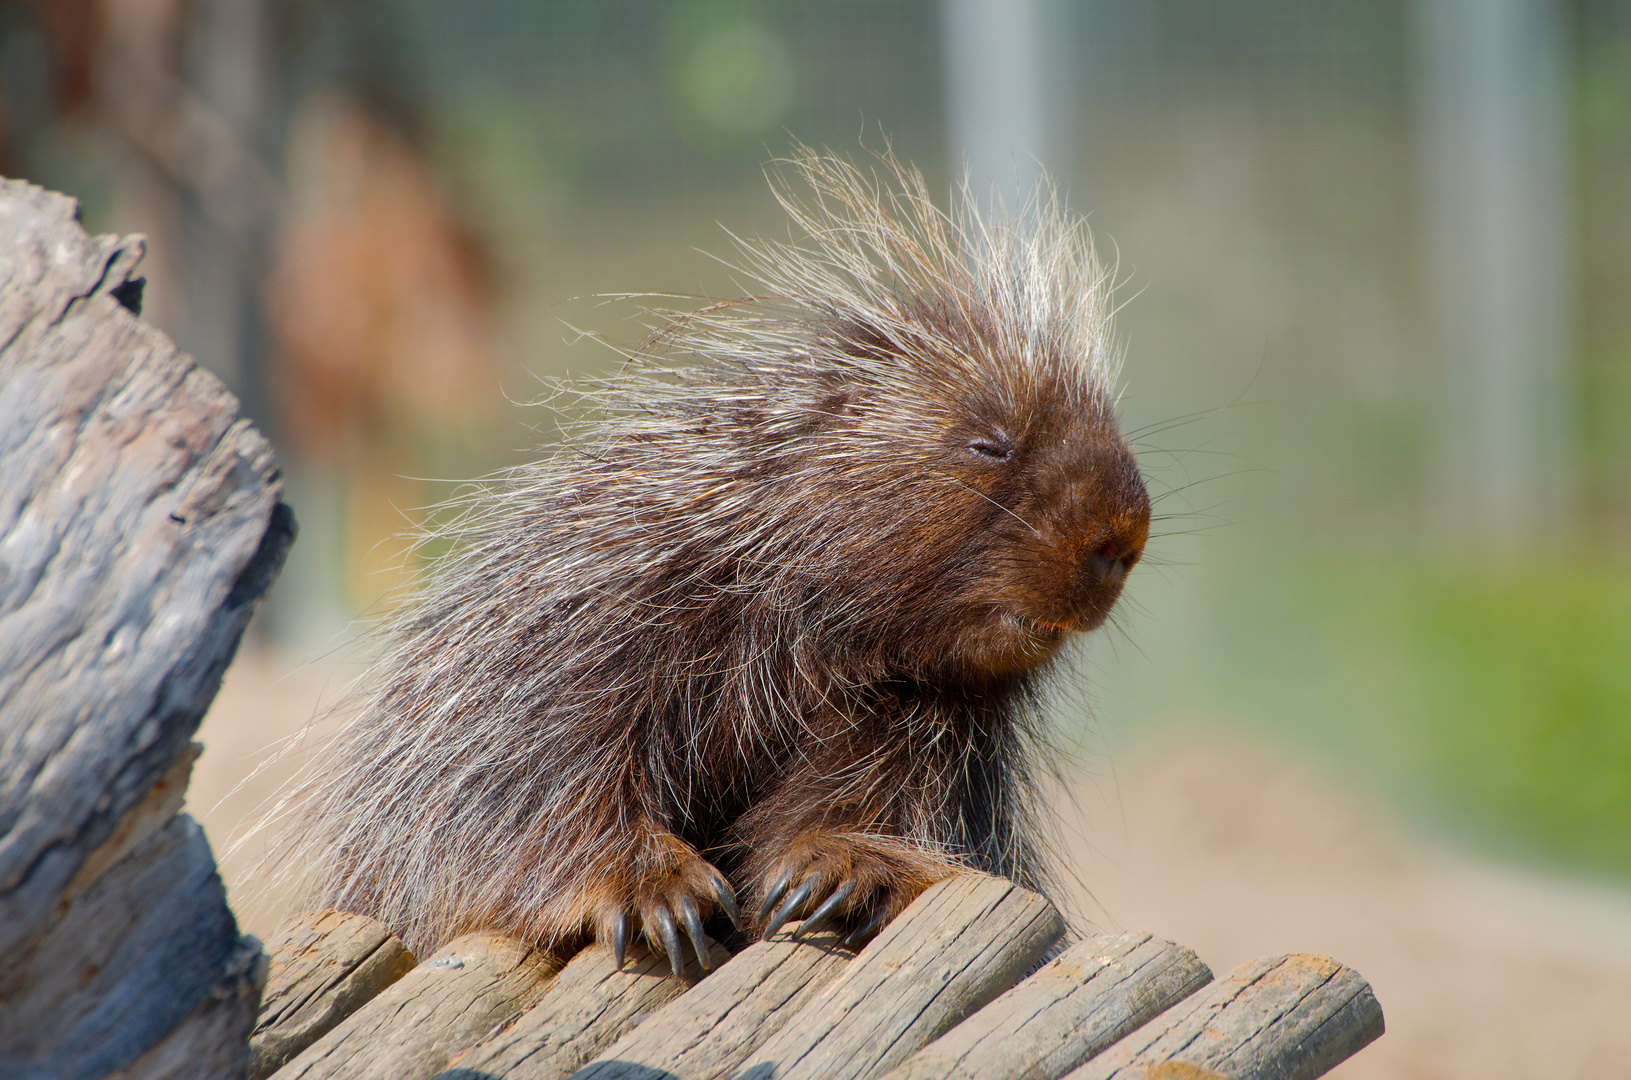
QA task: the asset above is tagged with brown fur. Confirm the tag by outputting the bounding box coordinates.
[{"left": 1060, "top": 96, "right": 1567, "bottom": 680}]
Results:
[{"left": 262, "top": 147, "right": 1150, "bottom": 964}]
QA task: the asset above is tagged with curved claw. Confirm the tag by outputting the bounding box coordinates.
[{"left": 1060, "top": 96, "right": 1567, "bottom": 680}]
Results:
[
  {"left": 765, "top": 872, "right": 820, "bottom": 938},
  {"left": 653, "top": 905, "right": 684, "bottom": 978},
  {"left": 842, "top": 907, "right": 889, "bottom": 949},
  {"left": 758, "top": 869, "right": 794, "bottom": 923},
  {"left": 709, "top": 869, "right": 743, "bottom": 930},
  {"left": 611, "top": 909, "right": 628, "bottom": 971},
  {"left": 679, "top": 896, "right": 711, "bottom": 971},
  {"left": 793, "top": 878, "right": 857, "bottom": 940}
]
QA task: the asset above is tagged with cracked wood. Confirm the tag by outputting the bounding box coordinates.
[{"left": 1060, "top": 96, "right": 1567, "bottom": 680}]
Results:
[
  {"left": 267, "top": 933, "right": 559, "bottom": 1080},
  {"left": 729, "top": 873, "right": 1064, "bottom": 1080},
  {"left": 1063, "top": 953, "right": 1385, "bottom": 1080},
  {"left": 570, "top": 922, "right": 853, "bottom": 1080},
  {"left": 0, "top": 177, "right": 291, "bottom": 1080},
  {"left": 252, "top": 910, "right": 418, "bottom": 1080},
  {"left": 880, "top": 931, "right": 1213, "bottom": 1080},
  {"left": 440, "top": 938, "right": 728, "bottom": 1080}
]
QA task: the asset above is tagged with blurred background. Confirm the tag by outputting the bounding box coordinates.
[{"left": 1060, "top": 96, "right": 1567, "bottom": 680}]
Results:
[{"left": 3, "top": 1, "right": 1629, "bottom": 1075}]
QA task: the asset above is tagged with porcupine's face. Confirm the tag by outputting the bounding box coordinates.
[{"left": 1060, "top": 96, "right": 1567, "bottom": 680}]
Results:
[{"left": 924, "top": 382, "right": 1150, "bottom": 681}]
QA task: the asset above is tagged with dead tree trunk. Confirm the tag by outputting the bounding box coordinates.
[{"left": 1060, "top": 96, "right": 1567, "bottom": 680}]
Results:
[{"left": 0, "top": 177, "right": 293, "bottom": 1080}]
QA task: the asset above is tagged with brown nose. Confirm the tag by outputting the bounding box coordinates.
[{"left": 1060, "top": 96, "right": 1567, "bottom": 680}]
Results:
[{"left": 1085, "top": 538, "right": 1141, "bottom": 589}]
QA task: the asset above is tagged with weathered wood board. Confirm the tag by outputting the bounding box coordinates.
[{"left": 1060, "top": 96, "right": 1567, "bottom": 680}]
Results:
[
  {"left": 0, "top": 177, "right": 293, "bottom": 1078},
  {"left": 253, "top": 900, "right": 1385, "bottom": 1080},
  {"left": 439, "top": 938, "right": 728, "bottom": 1080},
  {"left": 252, "top": 911, "right": 419, "bottom": 1080},
  {"left": 568, "top": 922, "right": 853, "bottom": 1080},
  {"left": 880, "top": 930, "right": 1213, "bottom": 1080},
  {"left": 729, "top": 873, "right": 1065, "bottom": 1080},
  {"left": 268, "top": 933, "right": 561, "bottom": 1080},
  {"left": 1063, "top": 953, "right": 1385, "bottom": 1080}
]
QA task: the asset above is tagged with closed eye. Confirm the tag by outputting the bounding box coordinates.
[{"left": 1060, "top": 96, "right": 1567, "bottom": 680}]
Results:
[{"left": 968, "top": 438, "right": 1012, "bottom": 461}]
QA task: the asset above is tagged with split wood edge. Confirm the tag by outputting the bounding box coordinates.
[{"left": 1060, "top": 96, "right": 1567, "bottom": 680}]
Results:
[
  {"left": 1063, "top": 952, "right": 1385, "bottom": 1080},
  {"left": 569, "top": 921, "right": 855, "bottom": 1080},
  {"left": 879, "top": 930, "right": 1214, "bottom": 1080},
  {"left": 251, "top": 910, "right": 419, "bottom": 1079}
]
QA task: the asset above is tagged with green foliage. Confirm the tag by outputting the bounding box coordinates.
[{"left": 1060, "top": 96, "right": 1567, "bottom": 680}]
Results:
[
  {"left": 1190, "top": 553, "right": 1631, "bottom": 878},
  {"left": 1398, "top": 560, "right": 1631, "bottom": 873}
]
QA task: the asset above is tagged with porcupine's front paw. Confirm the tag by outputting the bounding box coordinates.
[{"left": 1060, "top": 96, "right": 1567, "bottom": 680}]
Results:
[
  {"left": 591, "top": 836, "right": 741, "bottom": 977},
  {"left": 751, "top": 830, "right": 959, "bottom": 947}
]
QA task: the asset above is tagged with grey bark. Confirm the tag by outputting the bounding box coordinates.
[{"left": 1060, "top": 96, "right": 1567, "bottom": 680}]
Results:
[{"left": 0, "top": 177, "right": 292, "bottom": 1078}]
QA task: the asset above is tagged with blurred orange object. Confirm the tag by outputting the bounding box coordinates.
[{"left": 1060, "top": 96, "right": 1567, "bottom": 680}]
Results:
[
  {"left": 268, "top": 92, "right": 497, "bottom": 613},
  {"left": 269, "top": 92, "right": 495, "bottom": 462}
]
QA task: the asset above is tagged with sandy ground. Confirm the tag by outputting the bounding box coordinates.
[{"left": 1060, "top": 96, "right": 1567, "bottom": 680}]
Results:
[{"left": 192, "top": 645, "right": 1631, "bottom": 1080}]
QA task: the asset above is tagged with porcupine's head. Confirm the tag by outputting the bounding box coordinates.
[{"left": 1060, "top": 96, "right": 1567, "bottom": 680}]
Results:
[{"left": 624, "top": 146, "right": 1150, "bottom": 688}]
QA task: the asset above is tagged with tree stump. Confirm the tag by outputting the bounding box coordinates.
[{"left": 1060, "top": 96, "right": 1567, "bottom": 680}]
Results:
[{"left": 0, "top": 177, "right": 293, "bottom": 1079}]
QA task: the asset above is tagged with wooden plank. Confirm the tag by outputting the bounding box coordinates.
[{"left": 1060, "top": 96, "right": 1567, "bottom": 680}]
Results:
[
  {"left": 268, "top": 933, "right": 560, "bottom": 1080},
  {"left": 442, "top": 938, "right": 729, "bottom": 1080},
  {"left": 251, "top": 911, "right": 419, "bottom": 1080},
  {"left": 0, "top": 177, "right": 291, "bottom": 1078},
  {"left": 880, "top": 931, "right": 1213, "bottom": 1080},
  {"left": 569, "top": 922, "right": 854, "bottom": 1080},
  {"left": 1063, "top": 953, "right": 1385, "bottom": 1080},
  {"left": 728, "top": 873, "right": 1065, "bottom": 1080}
]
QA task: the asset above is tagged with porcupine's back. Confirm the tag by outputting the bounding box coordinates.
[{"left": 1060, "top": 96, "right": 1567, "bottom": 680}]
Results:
[{"left": 264, "top": 146, "right": 1130, "bottom": 959}]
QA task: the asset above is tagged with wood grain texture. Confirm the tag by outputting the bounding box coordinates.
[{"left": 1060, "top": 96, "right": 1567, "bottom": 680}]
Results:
[
  {"left": 252, "top": 911, "right": 419, "bottom": 1080},
  {"left": 1063, "top": 954, "right": 1384, "bottom": 1080},
  {"left": 268, "top": 934, "right": 561, "bottom": 1080},
  {"left": 880, "top": 931, "right": 1213, "bottom": 1080},
  {"left": 65, "top": 742, "right": 200, "bottom": 899},
  {"left": 0, "top": 177, "right": 291, "bottom": 961},
  {"left": 108, "top": 933, "right": 269, "bottom": 1080},
  {"left": 569, "top": 923, "right": 853, "bottom": 1080},
  {"left": 0, "top": 177, "right": 292, "bottom": 1077},
  {"left": 440, "top": 938, "right": 729, "bottom": 1080},
  {"left": 0, "top": 815, "right": 267, "bottom": 1080},
  {"left": 729, "top": 873, "right": 1065, "bottom": 1080}
]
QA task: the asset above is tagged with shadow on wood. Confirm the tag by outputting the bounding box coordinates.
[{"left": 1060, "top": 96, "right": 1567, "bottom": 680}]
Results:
[
  {"left": 567, "top": 921, "right": 854, "bottom": 1080},
  {"left": 728, "top": 874, "right": 1065, "bottom": 1080},
  {"left": 437, "top": 937, "right": 728, "bottom": 1080}
]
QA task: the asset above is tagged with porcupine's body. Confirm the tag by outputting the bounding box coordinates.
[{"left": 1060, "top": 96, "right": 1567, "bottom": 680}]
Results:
[{"left": 273, "top": 149, "right": 1151, "bottom": 970}]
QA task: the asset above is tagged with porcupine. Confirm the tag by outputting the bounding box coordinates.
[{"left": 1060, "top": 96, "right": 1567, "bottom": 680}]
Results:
[{"left": 268, "top": 147, "right": 1151, "bottom": 976}]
